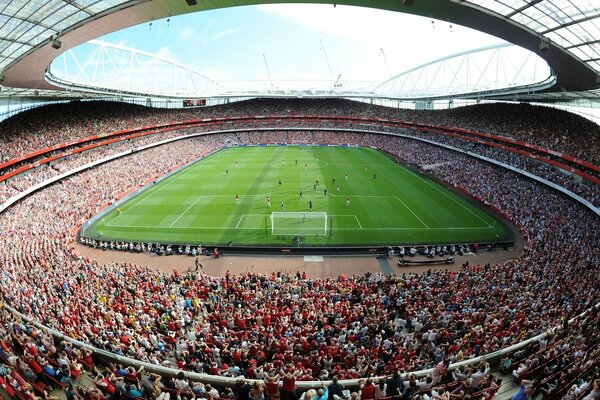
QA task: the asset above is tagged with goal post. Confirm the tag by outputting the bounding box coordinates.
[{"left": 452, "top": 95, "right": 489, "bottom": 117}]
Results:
[{"left": 270, "top": 212, "right": 328, "bottom": 236}]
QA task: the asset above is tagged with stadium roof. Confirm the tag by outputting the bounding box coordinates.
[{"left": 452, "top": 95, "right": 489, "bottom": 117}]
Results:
[{"left": 1, "top": 0, "right": 599, "bottom": 100}]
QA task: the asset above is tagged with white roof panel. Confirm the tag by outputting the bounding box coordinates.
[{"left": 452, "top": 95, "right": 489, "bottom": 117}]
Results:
[{"left": 465, "top": 0, "right": 599, "bottom": 74}]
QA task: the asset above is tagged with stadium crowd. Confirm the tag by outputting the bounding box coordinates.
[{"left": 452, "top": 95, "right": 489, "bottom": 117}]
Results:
[
  {"left": 2, "top": 99, "right": 599, "bottom": 167},
  {"left": 2, "top": 124, "right": 598, "bottom": 209},
  {"left": 2, "top": 100, "right": 597, "bottom": 213},
  {"left": 390, "top": 128, "right": 600, "bottom": 207},
  {"left": 433, "top": 103, "right": 600, "bottom": 166},
  {"left": 0, "top": 100, "right": 599, "bottom": 400}
]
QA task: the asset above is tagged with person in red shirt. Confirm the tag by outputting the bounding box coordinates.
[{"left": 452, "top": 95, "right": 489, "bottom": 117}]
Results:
[
  {"left": 93, "top": 372, "right": 116, "bottom": 396},
  {"left": 280, "top": 367, "right": 302, "bottom": 400},
  {"left": 0, "top": 376, "right": 16, "bottom": 399},
  {"left": 24, "top": 354, "right": 43, "bottom": 376},
  {"left": 360, "top": 379, "right": 376, "bottom": 400}
]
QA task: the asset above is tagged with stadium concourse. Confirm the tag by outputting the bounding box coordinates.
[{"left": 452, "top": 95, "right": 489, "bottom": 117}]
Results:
[{"left": 0, "top": 99, "right": 598, "bottom": 400}]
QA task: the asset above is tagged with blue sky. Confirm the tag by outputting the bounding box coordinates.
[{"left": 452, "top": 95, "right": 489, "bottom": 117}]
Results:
[{"left": 95, "top": 4, "right": 507, "bottom": 83}]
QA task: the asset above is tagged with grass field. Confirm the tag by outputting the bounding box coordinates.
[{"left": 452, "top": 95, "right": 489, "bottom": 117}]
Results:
[{"left": 85, "top": 146, "right": 513, "bottom": 247}]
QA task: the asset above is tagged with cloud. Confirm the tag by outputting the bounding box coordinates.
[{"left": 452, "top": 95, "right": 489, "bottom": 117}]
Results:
[
  {"left": 256, "top": 4, "right": 506, "bottom": 75},
  {"left": 154, "top": 46, "right": 173, "bottom": 61},
  {"left": 205, "top": 18, "right": 217, "bottom": 28},
  {"left": 213, "top": 28, "right": 240, "bottom": 40},
  {"left": 78, "top": 4, "right": 547, "bottom": 92},
  {"left": 178, "top": 27, "right": 195, "bottom": 42}
]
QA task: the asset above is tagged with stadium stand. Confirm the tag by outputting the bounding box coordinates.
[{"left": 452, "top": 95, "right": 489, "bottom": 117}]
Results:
[{"left": 0, "top": 99, "right": 599, "bottom": 400}]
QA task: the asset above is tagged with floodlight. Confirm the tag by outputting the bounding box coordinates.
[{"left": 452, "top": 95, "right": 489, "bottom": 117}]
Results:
[{"left": 51, "top": 34, "right": 62, "bottom": 49}]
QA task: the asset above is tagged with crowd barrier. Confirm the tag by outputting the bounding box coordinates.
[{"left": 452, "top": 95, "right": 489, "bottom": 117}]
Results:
[{"left": 4, "top": 299, "right": 599, "bottom": 390}]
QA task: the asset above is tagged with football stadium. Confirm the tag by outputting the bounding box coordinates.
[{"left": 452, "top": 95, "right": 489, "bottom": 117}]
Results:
[{"left": 0, "top": 2, "right": 599, "bottom": 400}]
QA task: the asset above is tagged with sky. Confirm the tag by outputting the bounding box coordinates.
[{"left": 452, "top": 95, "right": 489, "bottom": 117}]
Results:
[{"left": 91, "top": 4, "right": 509, "bottom": 84}]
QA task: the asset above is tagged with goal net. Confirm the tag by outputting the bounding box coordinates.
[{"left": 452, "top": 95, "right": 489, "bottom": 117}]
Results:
[{"left": 270, "top": 212, "right": 328, "bottom": 236}]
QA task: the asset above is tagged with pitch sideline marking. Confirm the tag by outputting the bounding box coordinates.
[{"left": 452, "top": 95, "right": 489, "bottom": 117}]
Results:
[
  {"left": 106, "top": 156, "right": 211, "bottom": 225},
  {"left": 168, "top": 196, "right": 204, "bottom": 228},
  {"left": 370, "top": 149, "right": 491, "bottom": 228},
  {"left": 354, "top": 215, "right": 363, "bottom": 229},
  {"left": 395, "top": 197, "right": 430, "bottom": 229},
  {"left": 413, "top": 177, "right": 492, "bottom": 227},
  {"left": 235, "top": 215, "right": 245, "bottom": 229}
]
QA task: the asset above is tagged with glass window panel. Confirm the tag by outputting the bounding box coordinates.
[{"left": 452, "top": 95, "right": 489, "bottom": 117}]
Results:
[
  {"left": 0, "top": 41, "right": 12, "bottom": 53},
  {"left": 80, "top": 0, "right": 128, "bottom": 14},
  {"left": 27, "top": 31, "right": 53, "bottom": 47},
  {"left": 587, "top": 60, "right": 600, "bottom": 71},
  {"left": 564, "top": 39, "right": 589, "bottom": 49},
  {"left": 0, "top": 15, "right": 24, "bottom": 36},
  {"left": 468, "top": 0, "right": 518, "bottom": 15},
  {"left": 510, "top": 12, "right": 548, "bottom": 31},
  {"left": 546, "top": 20, "right": 600, "bottom": 50},
  {"left": 2, "top": 0, "right": 38, "bottom": 17},
  {"left": 0, "top": 17, "right": 47, "bottom": 41},
  {"left": 572, "top": 19, "right": 600, "bottom": 42},
  {"left": 589, "top": 42, "right": 600, "bottom": 56},
  {"left": 0, "top": 41, "right": 30, "bottom": 56},
  {"left": 522, "top": 7, "right": 562, "bottom": 30},
  {"left": 569, "top": 46, "right": 595, "bottom": 60},
  {"left": 11, "top": 0, "right": 56, "bottom": 21},
  {"left": 40, "top": 3, "right": 80, "bottom": 27},
  {"left": 0, "top": 56, "right": 16, "bottom": 69},
  {"left": 20, "top": 25, "right": 51, "bottom": 44},
  {"left": 557, "top": 0, "right": 599, "bottom": 18},
  {"left": 546, "top": 30, "right": 578, "bottom": 47}
]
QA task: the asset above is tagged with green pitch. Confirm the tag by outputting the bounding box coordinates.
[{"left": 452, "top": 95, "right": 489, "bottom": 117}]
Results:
[{"left": 85, "top": 146, "right": 513, "bottom": 246}]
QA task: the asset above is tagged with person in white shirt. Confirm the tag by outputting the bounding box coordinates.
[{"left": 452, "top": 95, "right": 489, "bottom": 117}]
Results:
[{"left": 469, "top": 362, "right": 490, "bottom": 389}]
